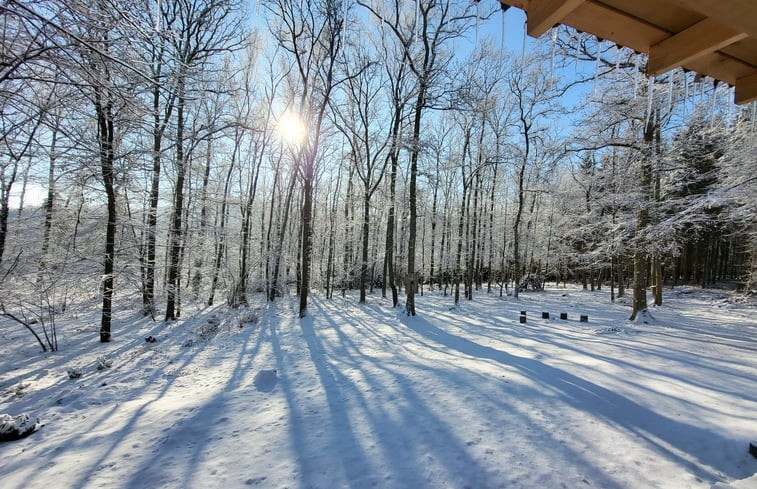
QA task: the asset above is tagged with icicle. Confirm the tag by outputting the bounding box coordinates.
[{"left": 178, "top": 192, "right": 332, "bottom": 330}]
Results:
[
  {"left": 521, "top": 18, "right": 527, "bottom": 67},
  {"left": 379, "top": 7, "right": 384, "bottom": 39},
  {"left": 645, "top": 76, "right": 654, "bottom": 127},
  {"left": 666, "top": 71, "right": 673, "bottom": 116},
  {"left": 709, "top": 80, "right": 718, "bottom": 127},
  {"left": 614, "top": 45, "right": 620, "bottom": 71},
  {"left": 415, "top": 0, "right": 419, "bottom": 44},
  {"left": 593, "top": 38, "right": 600, "bottom": 98},
  {"left": 683, "top": 71, "right": 688, "bottom": 116},
  {"left": 633, "top": 55, "right": 639, "bottom": 98},
  {"left": 751, "top": 101, "right": 756, "bottom": 133},
  {"left": 155, "top": 0, "right": 161, "bottom": 31},
  {"left": 475, "top": 1, "right": 479, "bottom": 45},
  {"left": 550, "top": 27, "right": 557, "bottom": 81},
  {"left": 500, "top": 6, "right": 506, "bottom": 52},
  {"left": 727, "top": 86, "right": 734, "bottom": 125},
  {"left": 341, "top": 0, "right": 348, "bottom": 45}
]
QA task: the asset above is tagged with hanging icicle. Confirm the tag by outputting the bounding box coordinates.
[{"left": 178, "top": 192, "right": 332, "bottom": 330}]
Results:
[
  {"left": 593, "top": 38, "right": 601, "bottom": 98},
  {"left": 521, "top": 18, "right": 527, "bottom": 67},
  {"left": 500, "top": 4, "right": 507, "bottom": 52},
  {"left": 710, "top": 80, "right": 718, "bottom": 127},
  {"left": 751, "top": 101, "right": 756, "bottom": 133},
  {"left": 614, "top": 45, "right": 621, "bottom": 71},
  {"left": 341, "top": 0, "right": 348, "bottom": 45},
  {"left": 727, "top": 86, "right": 734, "bottom": 126},
  {"left": 475, "top": 1, "right": 480, "bottom": 45},
  {"left": 379, "top": 6, "right": 384, "bottom": 40},
  {"left": 633, "top": 55, "right": 639, "bottom": 98},
  {"left": 415, "top": 0, "right": 420, "bottom": 44},
  {"left": 155, "top": 0, "right": 161, "bottom": 31},
  {"left": 645, "top": 76, "right": 654, "bottom": 127},
  {"left": 683, "top": 70, "right": 689, "bottom": 116},
  {"left": 550, "top": 27, "right": 558, "bottom": 82},
  {"left": 666, "top": 71, "right": 674, "bottom": 116}
]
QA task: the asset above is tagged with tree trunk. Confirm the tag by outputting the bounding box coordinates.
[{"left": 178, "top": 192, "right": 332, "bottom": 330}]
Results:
[
  {"left": 165, "top": 79, "right": 186, "bottom": 321},
  {"left": 359, "top": 186, "right": 370, "bottom": 303},
  {"left": 299, "top": 158, "right": 314, "bottom": 317},
  {"left": 630, "top": 120, "right": 655, "bottom": 321},
  {"left": 269, "top": 167, "right": 297, "bottom": 302},
  {"left": 95, "top": 91, "right": 116, "bottom": 342}
]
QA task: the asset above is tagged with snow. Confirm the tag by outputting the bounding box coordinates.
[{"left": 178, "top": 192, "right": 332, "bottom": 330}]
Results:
[{"left": 1, "top": 286, "right": 756, "bottom": 489}]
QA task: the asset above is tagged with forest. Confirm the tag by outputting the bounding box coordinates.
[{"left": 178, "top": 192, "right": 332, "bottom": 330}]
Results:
[{"left": 2, "top": 0, "right": 756, "bottom": 348}]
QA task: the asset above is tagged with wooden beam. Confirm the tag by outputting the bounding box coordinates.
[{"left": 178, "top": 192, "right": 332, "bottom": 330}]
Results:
[
  {"left": 735, "top": 72, "right": 757, "bottom": 104},
  {"left": 527, "top": 0, "right": 585, "bottom": 38},
  {"left": 648, "top": 18, "right": 748, "bottom": 76},
  {"left": 562, "top": 1, "right": 669, "bottom": 53},
  {"left": 662, "top": 0, "right": 757, "bottom": 40}
]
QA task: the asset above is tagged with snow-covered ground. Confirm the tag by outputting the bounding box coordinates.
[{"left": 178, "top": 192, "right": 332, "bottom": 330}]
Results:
[{"left": 1, "top": 286, "right": 756, "bottom": 489}]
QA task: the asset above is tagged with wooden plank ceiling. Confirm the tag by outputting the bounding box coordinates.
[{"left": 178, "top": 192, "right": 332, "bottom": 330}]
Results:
[{"left": 497, "top": 0, "right": 757, "bottom": 104}]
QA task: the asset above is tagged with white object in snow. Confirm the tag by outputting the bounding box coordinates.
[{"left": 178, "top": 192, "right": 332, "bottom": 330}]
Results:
[{"left": 253, "top": 369, "right": 278, "bottom": 392}]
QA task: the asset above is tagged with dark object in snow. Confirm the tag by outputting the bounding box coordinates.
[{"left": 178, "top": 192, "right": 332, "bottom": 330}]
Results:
[
  {"left": 542, "top": 312, "right": 549, "bottom": 319},
  {"left": 560, "top": 312, "right": 568, "bottom": 320},
  {"left": 519, "top": 315, "right": 526, "bottom": 324},
  {"left": 750, "top": 441, "right": 757, "bottom": 459},
  {"left": 580, "top": 315, "right": 589, "bottom": 323},
  {"left": 96, "top": 356, "right": 112, "bottom": 370},
  {"left": 520, "top": 310, "right": 527, "bottom": 316},
  {"left": 145, "top": 335, "right": 157, "bottom": 343},
  {"left": 517, "top": 276, "right": 544, "bottom": 292},
  {"left": 0, "top": 414, "right": 39, "bottom": 442},
  {"left": 67, "top": 368, "right": 82, "bottom": 379},
  {"left": 182, "top": 339, "right": 194, "bottom": 348},
  {"left": 253, "top": 369, "right": 278, "bottom": 392}
]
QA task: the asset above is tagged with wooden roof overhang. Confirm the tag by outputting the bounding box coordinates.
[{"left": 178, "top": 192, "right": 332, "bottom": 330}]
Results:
[{"left": 497, "top": 0, "right": 757, "bottom": 104}]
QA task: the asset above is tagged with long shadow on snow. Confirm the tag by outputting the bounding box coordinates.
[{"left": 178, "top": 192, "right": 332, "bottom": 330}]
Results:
[
  {"left": 119, "top": 312, "right": 269, "bottom": 489},
  {"left": 401, "top": 310, "right": 747, "bottom": 483},
  {"left": 278, "top": 296, "right": 620, "bottom": 488},
  {"left": 303, "top": 298, "right": 496, "bottom": 488}
]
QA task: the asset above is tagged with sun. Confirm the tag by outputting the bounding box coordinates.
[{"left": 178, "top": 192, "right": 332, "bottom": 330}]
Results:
[{"left": 276, "top": 110, "right": 308, "bottom": 146}]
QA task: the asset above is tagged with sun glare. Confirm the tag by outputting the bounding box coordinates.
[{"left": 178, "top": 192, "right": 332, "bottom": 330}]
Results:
[{"left": 276, "top": 111, "right": 308, "bottom": 146}]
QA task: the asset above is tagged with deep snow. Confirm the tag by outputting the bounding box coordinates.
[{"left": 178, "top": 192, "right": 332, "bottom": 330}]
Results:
[{"left": 1, "top": 286, "right": 756, "bottom": 489}]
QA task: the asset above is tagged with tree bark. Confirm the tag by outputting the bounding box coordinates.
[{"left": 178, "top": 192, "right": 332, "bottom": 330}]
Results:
[{"left": 95, "top": 89, "right": 116, "bottom": 342}]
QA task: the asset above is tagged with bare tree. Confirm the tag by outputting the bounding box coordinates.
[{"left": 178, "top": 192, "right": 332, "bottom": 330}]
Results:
[
  {"left": 163, "top": 0, "right": 245, "bottom": 321},
  {"left": 330, "top": 48, "right": 390, "bottom": 303},
  {"left": 265, "top": 0, "right": 345, "bottom": 317}
]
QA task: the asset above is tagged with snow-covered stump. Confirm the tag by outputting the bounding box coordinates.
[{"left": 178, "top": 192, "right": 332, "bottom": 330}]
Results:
[
  {"left": 0, "top": 414, "right": 38, "bottom": 442},
  {"left": 580, "top": 315, "right": 589, "bottom": 323}
]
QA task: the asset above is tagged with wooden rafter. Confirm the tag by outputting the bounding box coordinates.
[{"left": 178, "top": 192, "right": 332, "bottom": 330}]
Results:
[
  {"left": 526, "top": 0, "right": 585, "bottom": 38},
  {"left": 647, "top": 19, "right": 748, "bottom": 77}
]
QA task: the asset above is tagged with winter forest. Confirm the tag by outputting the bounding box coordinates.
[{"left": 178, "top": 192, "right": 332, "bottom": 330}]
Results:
[
  {"left": 1, "top": 0, "right": 757, "bottom": 488},
  {"left": 1, "top": 0, "right": 755, "bottom": 338}
]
